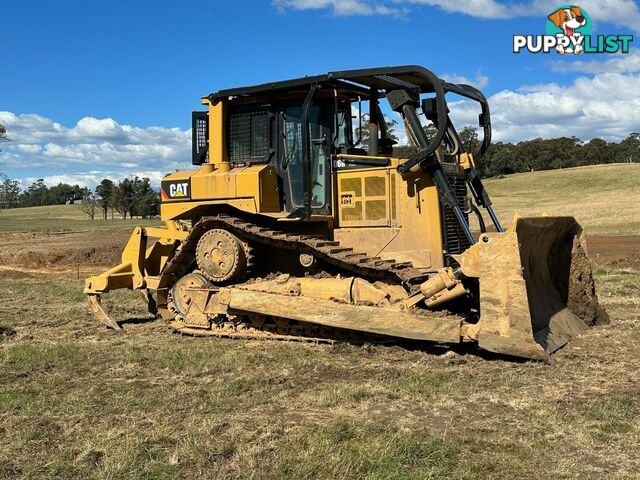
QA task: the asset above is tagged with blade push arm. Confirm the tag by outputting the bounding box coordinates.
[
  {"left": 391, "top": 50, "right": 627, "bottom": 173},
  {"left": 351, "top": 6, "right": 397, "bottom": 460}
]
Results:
[{"left": 387, "top": 88, "right": 476, "bottom": 246}]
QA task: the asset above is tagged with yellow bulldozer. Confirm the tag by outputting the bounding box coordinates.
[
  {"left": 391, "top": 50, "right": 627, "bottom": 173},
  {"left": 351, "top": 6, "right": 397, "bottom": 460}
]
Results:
[{"left": 84, "top": 66, "right": 608, "bottom": 360}]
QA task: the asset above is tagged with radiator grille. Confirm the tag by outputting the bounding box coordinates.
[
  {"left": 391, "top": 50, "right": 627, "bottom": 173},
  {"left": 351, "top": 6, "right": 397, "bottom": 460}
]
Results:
[
  {"left": 341, "top": 201, "right": 363, "bottom": 222},
  {"left": 365, "top": 176, "right": 385, "bottom": 196},
  {"left": 443, "top": 175, "right": 471, "bottom": 261},
  {"left": 227, "top": 110, "right": 271, "bottom": 163}
]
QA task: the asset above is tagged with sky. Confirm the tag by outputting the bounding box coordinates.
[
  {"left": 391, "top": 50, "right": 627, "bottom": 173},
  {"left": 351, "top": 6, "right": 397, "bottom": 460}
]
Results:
[{"left": 1, "top": 0, "right": 639, "bottom": 188}]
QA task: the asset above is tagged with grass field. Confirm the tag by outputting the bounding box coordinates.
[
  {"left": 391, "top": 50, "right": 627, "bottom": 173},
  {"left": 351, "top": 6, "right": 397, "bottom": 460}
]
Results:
[
  {"left": 0, "top": 164, "right": 639, "bottom": 479},
  {"left": 0, "top": 205, "right": 161, "bottom": 234},
  {"left": 484, "top": 164, "right": 640, "bottom": 236}
]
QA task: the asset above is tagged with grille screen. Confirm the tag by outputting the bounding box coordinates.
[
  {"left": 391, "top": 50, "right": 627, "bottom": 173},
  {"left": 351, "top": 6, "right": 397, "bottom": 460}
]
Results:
[
  {"left": 227, "top": 110, "right": 271, "bottom": 163},
  {"left": 340, "top": 177, "right": 362, "bottom": 196},
  {"left": 191, "top": 111, "right": 208, "bottom": 165},
  {"left": 365, "top": 200, "right": 386, "bottom": 220},
  {"left": 365, "top": 176, "right": 385, "bottom": 196},
  {"left": 443, "top": 175, "right": 471, "bottom": 261},
  {"left": 341, "top": 201, "right": 363, "bottom": 222}
]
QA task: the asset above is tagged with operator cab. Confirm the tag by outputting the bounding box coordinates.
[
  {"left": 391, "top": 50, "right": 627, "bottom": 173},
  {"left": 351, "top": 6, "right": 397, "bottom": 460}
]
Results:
[
  {"left": 192, "top": 80, "right": 397, "bottom": 217},
  {"left": 192, "top": 66, "right": 498, "bottom": 254}
]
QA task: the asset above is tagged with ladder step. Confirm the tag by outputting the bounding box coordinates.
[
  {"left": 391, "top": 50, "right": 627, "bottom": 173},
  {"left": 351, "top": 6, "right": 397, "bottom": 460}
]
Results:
[
  {"left": 342, "top": 252, "right": 367, "bottom": 259},
  {"left": 314, "top": 241, "right": 340, "bottom": 247},
  {"left": 329, "top": 247, "right": 353, "bottom": 254},
  {"left": 392, "top": 262, "right": 413, "bottom": 269},
  {"left": 374, "top": 260, "right": 393, "bottom": 267}
]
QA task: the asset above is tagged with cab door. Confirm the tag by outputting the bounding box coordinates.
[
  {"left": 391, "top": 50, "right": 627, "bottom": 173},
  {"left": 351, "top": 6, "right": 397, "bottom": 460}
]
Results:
[{"left": 278, "top": 104, "right": 332, "bottom": 216}]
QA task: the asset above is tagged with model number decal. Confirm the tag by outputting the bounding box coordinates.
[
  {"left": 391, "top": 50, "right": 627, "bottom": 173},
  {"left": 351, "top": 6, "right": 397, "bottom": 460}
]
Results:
[{"left": 340, "top": 193, "right": 355, "bottom": 208}]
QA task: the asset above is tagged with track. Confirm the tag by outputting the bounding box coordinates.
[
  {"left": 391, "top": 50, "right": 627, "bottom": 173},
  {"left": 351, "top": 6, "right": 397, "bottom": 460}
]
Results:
[
  {"left": 169, "top": 319, "right": 337, "bottom": 344},
  {"left": 156, "top": 213, "right": 432, "bottom": 337},
  {"left": 160, "top": 213, "right": 428, "bottom": 286},
  {"left": 168, "top": 315, "right": 398, "bottom": 346}
]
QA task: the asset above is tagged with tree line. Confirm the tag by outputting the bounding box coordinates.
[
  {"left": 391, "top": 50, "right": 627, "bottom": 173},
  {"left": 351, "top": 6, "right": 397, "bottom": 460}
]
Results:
[
  {"left": 0, "top": 175, "right": 159, "bottom": 219},
  {"left": 391, "top": 126, "right": 640, "bottom": 177},
  {"left": 355, "top": 116, "right": 640, "bottom": 177},
  {"left": 91, "top": 177, "right": 159, "bottom": 220}
]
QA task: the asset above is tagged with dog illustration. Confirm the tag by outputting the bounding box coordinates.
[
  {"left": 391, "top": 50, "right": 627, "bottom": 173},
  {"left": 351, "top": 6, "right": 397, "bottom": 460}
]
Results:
[{"left": 548, "top": 6, "right": 587, "bottom": 54}]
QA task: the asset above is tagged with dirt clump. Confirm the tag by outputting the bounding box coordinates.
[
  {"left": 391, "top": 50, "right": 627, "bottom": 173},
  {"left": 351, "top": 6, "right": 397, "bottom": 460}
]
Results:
[
  {"left": 0, "top": 325, "right": 17, "bottom": 340},
  {"left": 568, "top": 238, "right": 610, "bottom": 326}
]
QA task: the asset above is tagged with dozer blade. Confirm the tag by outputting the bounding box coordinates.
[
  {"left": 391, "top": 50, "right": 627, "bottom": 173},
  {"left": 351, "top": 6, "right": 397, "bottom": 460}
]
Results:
[{"left": 470, "top": 216, "right": 608, "bottom": 359}]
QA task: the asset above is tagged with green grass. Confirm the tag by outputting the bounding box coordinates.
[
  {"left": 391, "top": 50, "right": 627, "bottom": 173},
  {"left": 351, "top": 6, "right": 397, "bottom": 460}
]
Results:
[
  {"left": 592, "top": 267, "right": 640, "bottom": 296},
  {"left": 483, "top": 164, "right": 640, "bottom": 235},
  {"left": 0, "top": 204, "right": 160, "bottom": 233}
]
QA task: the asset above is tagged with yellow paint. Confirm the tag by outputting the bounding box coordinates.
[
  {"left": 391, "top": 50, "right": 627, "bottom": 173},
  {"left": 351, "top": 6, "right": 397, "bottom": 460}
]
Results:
[
  {"left": 207, "top": 99, "right": 227, "bottom": 165},
  {"left": 458, "top": 152, "right": 474, "bottom": 170},
  {"left": 333, "top": 158, "right": 445, "bottom": 270},
  {"left": 160, "top": 164, "right": 280, "bottom": 221}
]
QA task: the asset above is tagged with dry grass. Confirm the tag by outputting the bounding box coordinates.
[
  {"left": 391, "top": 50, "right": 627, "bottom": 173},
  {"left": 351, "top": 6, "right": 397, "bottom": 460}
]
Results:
[
  {"left": 0, "top": 268, "right": 639, "bottom": 479},
  {"left": 0, "top": 204, "right": 160, "bottom": 233},
  {"left": 483, "top": 164, "right": 640, "bottom": 235}
]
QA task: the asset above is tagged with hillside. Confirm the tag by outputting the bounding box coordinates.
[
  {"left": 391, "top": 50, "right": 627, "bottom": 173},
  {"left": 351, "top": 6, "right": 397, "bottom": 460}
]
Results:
[
  {"left": 483, "top": 163, "right": 640, "bottom": 236},
  {"left": 1, "top": 164, "right": 638, "bottom": 237},
  {"left": 0, "top": 204, "right": 161, "bottom": 234}
]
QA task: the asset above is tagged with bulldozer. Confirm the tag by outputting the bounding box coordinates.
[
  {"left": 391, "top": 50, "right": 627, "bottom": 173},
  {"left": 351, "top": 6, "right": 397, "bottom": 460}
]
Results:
[{"left": 84, "top": 65, "right": 608, "bottom": 360}]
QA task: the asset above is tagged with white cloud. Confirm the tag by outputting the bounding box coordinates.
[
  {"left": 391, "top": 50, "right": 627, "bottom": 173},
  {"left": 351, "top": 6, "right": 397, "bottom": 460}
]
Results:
[
  {"left": 0, "top": 111, "right": 191, "bottom": 188},
  {"left": 441, "top": 72, "right": 489, "bottom": 89},
  {"left": 405, "top": 0, "right": 514, "bottom": 19},
  {"left": 14, "top": 144, "right": 42, "bottom": 154},
  {"left": 549, "top": 50, "right": 640, "bottom": 74},
  {"left": 448, "top": 72, "right": 640, "bottom": 142},
  {"left": 273, "top": 0, "right": 406, "bottom": 16},
  {"left": 273, "top": 0, "right": 640, "bottom": 32}
]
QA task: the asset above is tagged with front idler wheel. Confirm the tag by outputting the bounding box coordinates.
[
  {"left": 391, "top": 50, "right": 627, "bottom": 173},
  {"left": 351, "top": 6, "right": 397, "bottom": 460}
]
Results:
[{"left": 169, "top": 272, "right": 210, "bottom": 318}]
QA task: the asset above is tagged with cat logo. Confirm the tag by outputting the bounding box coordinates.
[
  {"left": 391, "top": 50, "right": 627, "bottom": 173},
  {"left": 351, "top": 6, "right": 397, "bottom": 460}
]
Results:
[{"left": 161, "top": 179, "right": 191, "bottom": 201}]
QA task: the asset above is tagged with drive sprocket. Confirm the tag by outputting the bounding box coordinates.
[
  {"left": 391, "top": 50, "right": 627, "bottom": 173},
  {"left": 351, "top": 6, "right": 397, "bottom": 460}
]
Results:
[{"left": 195, "top": 228, "right": 249, "bottom": 283}]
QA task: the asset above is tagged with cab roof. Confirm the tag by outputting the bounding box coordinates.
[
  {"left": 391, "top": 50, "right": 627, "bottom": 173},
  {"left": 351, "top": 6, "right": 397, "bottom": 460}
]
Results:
[{"left": 208, "top": 65, "right": 467, "bottom": 103}]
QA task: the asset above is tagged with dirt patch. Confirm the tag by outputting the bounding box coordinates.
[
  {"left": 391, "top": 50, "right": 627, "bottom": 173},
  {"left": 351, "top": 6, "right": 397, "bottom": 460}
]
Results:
[
  {"left": 587, "top": 235, "right": 640, "bottom": 271},
  {"left": 0, "top": 229, "right": 132, "bottom": 269},
  {"left": 0, "top": 325, "right": 17, "bottom": 340}
]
